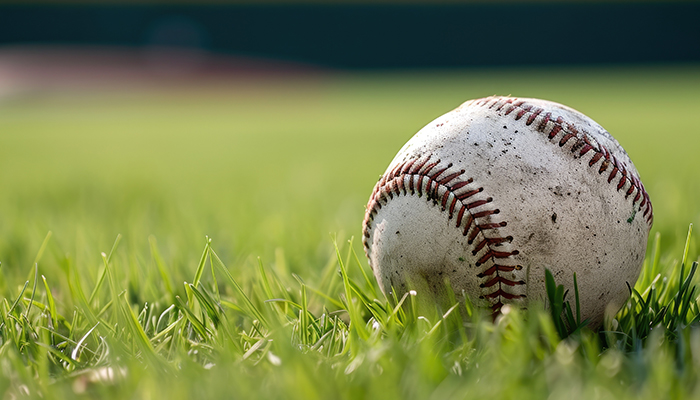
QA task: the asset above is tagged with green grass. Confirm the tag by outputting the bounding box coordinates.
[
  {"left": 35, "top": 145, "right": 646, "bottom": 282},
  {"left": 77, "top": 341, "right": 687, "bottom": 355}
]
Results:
[{"left": 1, "top": 64, "right": 700, "bottom": 399}]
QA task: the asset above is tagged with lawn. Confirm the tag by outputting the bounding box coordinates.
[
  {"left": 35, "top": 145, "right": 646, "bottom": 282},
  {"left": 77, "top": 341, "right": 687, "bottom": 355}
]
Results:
[{"left": 1, "top": 64, "right": 700, "bottom": 399}]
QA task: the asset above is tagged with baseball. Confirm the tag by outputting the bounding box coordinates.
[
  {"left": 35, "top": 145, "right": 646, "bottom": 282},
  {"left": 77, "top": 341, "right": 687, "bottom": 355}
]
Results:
[{"left": 362, "top": 96, "right": 652, "bottom": 326}]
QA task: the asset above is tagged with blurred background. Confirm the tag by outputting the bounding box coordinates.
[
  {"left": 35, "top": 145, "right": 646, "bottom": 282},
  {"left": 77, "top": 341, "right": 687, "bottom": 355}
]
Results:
[
  {"left": 0, "top": 1, "right": 699, "bottom": 283},
  {"left": 1, "top": 1, "right": 699, "bottom": 70}
]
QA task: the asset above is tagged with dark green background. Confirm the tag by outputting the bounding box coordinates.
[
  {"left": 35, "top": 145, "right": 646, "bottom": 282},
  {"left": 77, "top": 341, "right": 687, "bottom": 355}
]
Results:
[{"left": 1, "top": 2, "right": 699, "bottom": 68}]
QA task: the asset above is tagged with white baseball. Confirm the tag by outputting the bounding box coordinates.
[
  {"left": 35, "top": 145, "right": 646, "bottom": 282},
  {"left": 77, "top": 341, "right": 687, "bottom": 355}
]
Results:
[{"left": 362, "top": 96, "right": 652, "bottom": 326}]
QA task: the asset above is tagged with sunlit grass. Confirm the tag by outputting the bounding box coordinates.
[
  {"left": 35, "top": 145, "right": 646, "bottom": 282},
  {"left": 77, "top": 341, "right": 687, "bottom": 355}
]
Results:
[{"left": 1, "top": 65, "right": 700, "bottom": 398}]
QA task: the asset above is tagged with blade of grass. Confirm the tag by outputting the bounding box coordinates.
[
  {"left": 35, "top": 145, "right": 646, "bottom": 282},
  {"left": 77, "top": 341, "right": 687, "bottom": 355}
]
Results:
[
  {"left": 349, "top": 238, "right": 378, "bottom": 299},
  {"left": 220, "top": 300, "right": 245, "bottom": 313},
  {"left": 574, "top": 272, "right": 581, "bottom": 325},
  {"left": 334, "top": 238, "right": 369, "bottom": 341},
  {"left": 545, "top": 269, "right": 565, "bottom": 339},
  {"left": 682, "top": 224, "right": 693, "bottom": 270},
  {"left": 71, "top": 323, "right": 99, "bottom": 361},
  {"left": 119, "top": 292, "right": 157, "bottom": 355},
  {"left": 175, "top": 295, "right": 209, "bottom": 339},
  {"left": 300, "top": 284, "right": 309, "bottom": 346},
  {"left": 24, "top": 263, "right": 39, "bottom": 320},
  {"left": 209, "top": 247, "right": 266, "bottom": 325},
  {"left": 188, "top": 283, "right": 222, "bottom": 327},
  {"left": 151, "top": 316, "right": 184, "bottom": 344},
  {"left": 87, "top": 235, "right": 122, "bottom": 305},
  {"left": 35, "top": 342, "right": 78, "bottom": 367},
  {"left": 63, "top": 255, "right": 101, "bottom": 332},
  {"left": 188, "top": 237, "right": 212, "bottom": 307},
  {"left": 7, "top": 280, "right": 29, "bottom": 317},
  {"left": 41, "top": 275, "right": 58, "bottom": 329},
  {"left": 26, "top": 231, "right": 51, "bottom": 283},
  {"left": 148, "top": 235, "right": 174, "bottom": 298},
  {"left": 155, "top": 304, "right": 176, "bottom": 333},
  {"left": 304, "top": 286, "right": 345, "bottom": 310},
  {"left": 257, "top": 257, "right": 275, "bottom": 301}
]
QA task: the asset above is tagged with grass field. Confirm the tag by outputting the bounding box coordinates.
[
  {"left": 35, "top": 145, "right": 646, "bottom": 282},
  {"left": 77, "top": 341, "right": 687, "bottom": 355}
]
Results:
[{"left": 1, "top": 64, "right": 700, "bottom": 399}]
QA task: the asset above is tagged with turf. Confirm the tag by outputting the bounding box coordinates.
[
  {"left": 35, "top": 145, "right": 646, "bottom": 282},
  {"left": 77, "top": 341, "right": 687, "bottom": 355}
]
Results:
[{"left": 1, "top": 64, "right": 700, "bottom": 399}]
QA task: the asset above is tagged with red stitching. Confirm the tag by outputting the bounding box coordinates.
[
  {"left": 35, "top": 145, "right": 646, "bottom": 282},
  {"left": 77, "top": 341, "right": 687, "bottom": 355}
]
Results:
[
  {"left": 476, "top": 249, "right": 518, "bottom": 265},
  {"left": 401, "top": 158, "right": 417, "bottom": 175},
  {"left": 472, "top": 209, "right": 500, "bottom": 219},
  {"left": 412, "top": 157, "right": 430, "bottom": 175},
  {"left": 430, "top": 165, "right": 451, "bottom": 181},
  {"left": 448, "top": 196, "right": 458, "bottom": 216},
  {"left": 617, "top": 175, "right": 627, "bottom": 191},
  {"left": 479, "top": 96, "right": 653, "bottom": 227},
  {"left": 538, "top": 112, "right": 552, "bottom": 131},
  {"left": 633, "top": 190, "right": 641, "bottom": 203},
  {"left": 390, "top": 179, "right": 399, "bottom": 197},
  {"left": 559, "top": 133, "right": 576, "bottom": 146},
  {"left": 422, "top": 160, "right": 440, "bottom": 175},
  {"left": 470, "top": 234, "right": 513, "bottom": 252},
  {"left": 486, "top": 236, "right": 513, "bottom": 245},
  {"left": 548, "top": 125, "right": 562, "bottom": 139},
  {"left": 438, "top": 170, "right": 465, "bottom": 185},
  {"left": 362, "top": 155, "right": 524, "bottom": 311},
  {"left": 515, "top": 105, "right": 531, "bottom": 120},
  {"left": 589, "top": 152, "right": 603, "bottom": 166},
  {"left": 480, "top": 276, "right": 526, "bottom": 288},
  {"left": 472, "top": 238, "right": 489, "bottom": 254},
  {"left": 477, "top": 221, "right": 508, "bottom": 230},
  {"left": 570, "top": 138, "right": 585, "bottom": 154},
  {"left": 451, "top": 179, "right": 474, "bottom": 191},
  {"left": 416, "top": 175, "right": 425, "bottom": 195},
  {"left": 482, "top": 288, "right": 522, "bottom": 300},
  {"left": 491, "top": 302, "right": 506, "bottom": 314},
  {"left": 456, "top": 206, "right": 467, "bottom": 227},
  {"left": 457, "top": 188, "right": 482, "bottom": 201},
  {"left": 495, "top": 99, "right": 510, "bottom": 111},
  {"left": 466, "top": 198, "right": 492, "bottom": 209},
  {"left": 440, "top": 191, "right": 451, "bottom": 210},
  {"left": 478, "top": 264, "right": 520, "bottom": 277},
  {"left": 607, "top": 166, "right": 619, "bottom": 183},
  {"left": 526, "top": 108, "right": 542, "bottom": 126},
  {"left": 580, "top": 144, "right": 593, "bottom": 156},
  {"left": 482, "top": 98, "right": 497, "bottom": 108},
  {"left": 398, "top": 175, "right": 406, "bottom": 195},
  {"left": 466, "top": 223, "right": 480, "bottom": 242}
]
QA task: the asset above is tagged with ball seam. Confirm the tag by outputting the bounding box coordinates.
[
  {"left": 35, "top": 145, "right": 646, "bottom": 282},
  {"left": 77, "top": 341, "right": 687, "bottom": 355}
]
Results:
[
  {"left": 362, "top": 155, "right": 525, "bottom": 314},
  {"left": 471, "top": 96, "right": 653, "bottom": 227}
]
